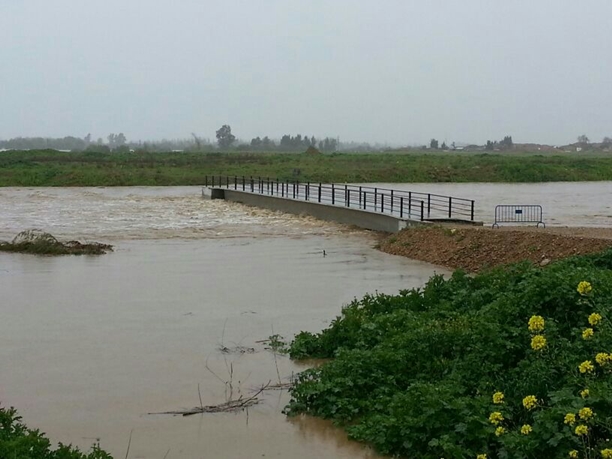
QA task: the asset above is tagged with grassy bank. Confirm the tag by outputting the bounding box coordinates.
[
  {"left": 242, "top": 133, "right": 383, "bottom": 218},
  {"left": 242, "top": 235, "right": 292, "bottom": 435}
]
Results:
[
  {"left": 0, "top": 405, "right": 112, "bottom": 458},
  {"left": 286, "top": 250, "right": 612, "bottom": 458},
  {"left": 1, "top": 150, "right": 612, "bottom": 186}
]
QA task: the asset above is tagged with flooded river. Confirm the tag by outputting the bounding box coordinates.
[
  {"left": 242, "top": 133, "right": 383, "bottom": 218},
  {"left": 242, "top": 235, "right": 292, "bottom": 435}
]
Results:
[
  {"left": 3, "top": 182, "right": 606, "bottom": 458},
  {"left": 0, "top": 187, "right": 447, "bottom": 459},
  {"left": 367, "top": 181, "right": 612, "bottom": 226}
]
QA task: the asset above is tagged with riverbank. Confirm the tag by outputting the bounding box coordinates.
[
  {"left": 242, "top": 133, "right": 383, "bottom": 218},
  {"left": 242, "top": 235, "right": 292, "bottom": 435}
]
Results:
[
  {"left": 380, "top": 225, "right": 612, "bottom": 272},
  {"left": 2, "top": 150, "right": 612, "bottom": 186}
]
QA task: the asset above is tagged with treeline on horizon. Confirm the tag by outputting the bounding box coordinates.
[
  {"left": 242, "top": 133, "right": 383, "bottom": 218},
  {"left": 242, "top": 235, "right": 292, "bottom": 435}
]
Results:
[
  {"left": 0, "top": 128, "right": 357, "bottom": 153},
  {"left": 1, "top": 125, "right": 611, "bottom": 154}
]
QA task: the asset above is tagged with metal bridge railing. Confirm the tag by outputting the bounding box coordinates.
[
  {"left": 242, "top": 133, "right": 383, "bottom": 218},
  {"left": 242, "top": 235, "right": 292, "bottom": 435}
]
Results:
[{"left": 204, "top": 175, "right": 476, "bottom": 222}]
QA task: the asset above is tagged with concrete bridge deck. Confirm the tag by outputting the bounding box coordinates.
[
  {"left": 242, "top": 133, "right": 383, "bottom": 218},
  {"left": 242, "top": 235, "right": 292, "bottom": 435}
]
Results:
[{"left": 202, "top": 177, "right": 480, "bottom": 233}]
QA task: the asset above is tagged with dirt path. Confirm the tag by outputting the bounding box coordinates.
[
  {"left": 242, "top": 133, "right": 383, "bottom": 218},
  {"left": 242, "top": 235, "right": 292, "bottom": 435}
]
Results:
[{"left": 379, "top": 225, "right": 612, "bottom": 272}]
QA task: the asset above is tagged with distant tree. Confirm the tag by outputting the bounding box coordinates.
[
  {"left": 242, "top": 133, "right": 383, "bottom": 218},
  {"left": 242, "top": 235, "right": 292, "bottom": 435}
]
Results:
[
  {"left": 107, "top": 133, "right": 127, "bottom": 150},
  {"left": 441, "top": 141, "right": 448, "bottom": 150},
  {"left": 116, "top": 133, "right": 126, "bottom": 147},
  {"left": 280, "top": 135, "right": 291, "bottom": 149},
  {"left": 603, "top": 137, "right": 612, "bottom": 146},
  {"left": 191, "top": 133, "right": 202, "bottom": 150},
  {"left": 250, "top": 137, "right": 262, "bottom": 149},
  {"left": 499, "top": 135, "right": 513, "bottom": 149},
  {"left": 577, "top": 134, "right": 590, "bottom": 145},
  {"left": 216, "top": 125, "right": 236, "bottom": 149},
  {"left": 430, "top": 139, "right": 439, "bottom": 149},
  {"left": 262, "top": 136, "right": 275, "bottom": 149},
  {"left": 485, "top": 140, "right": 496, "bottom": 151},
  {"left": 84, "top": 133, "right": 92, "bottom": 144}
]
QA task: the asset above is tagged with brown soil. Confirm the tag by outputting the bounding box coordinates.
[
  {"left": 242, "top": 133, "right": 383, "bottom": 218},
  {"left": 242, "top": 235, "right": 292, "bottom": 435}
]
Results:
[{"left": 379, "top": 225, "right": 612, "bottom": 273}]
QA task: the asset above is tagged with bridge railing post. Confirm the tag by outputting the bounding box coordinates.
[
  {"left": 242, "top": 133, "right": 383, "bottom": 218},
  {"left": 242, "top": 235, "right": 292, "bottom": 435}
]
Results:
[
  {"left": 449, "top": 197, "right": 452, "bottom": 218},
  {"left": 400, "top": 197, "right": 404, "bottom": 218},
  {"left": 359, "top": 186, "right": 362, "bottom": 207},
  {"left": 363, "top": 191, "right": 367, "bottom": 209},
  {"left": 226, "top": 176, "right": 229, "bottom": 188},
  {"left": 471, "top": 201, "right": 475, "bottom": 221},
  {"left": 390, "top": 190, "right": 394, "bottom": 214},
  {"left": 408, "top": 192, "right": 412, "bottom": 217},
  {"left": 421, "top": 201, "right": 424, "bottom": 221},
  {"left": 347, "top": 189, "right": 350, "bottom": 208},
  {"left": 318, "top": 183, "right": 321, "bottom": 203},
  {"left": 381, "top": 194, "right": 385, "bottom": 213},
  {"left": 250, "top": 176, "right": 254, "bottom": 192},
  {"left": 242, "top": 176, "right": 245, "bottom": 191},
  {"left": 427, "top": 194, "right": 431, "bottom": 217},
  {"left": 234, "top": 176, "right": 237, "bottom": 190},
  {"left": 374, "top": 188, "right": 378, "bottom": 211},
  {"left": 205, "top": 176, "right": 208, "bottom": 187},
  {"left": 332, "top": 184, "right": 335, "bottom": 205}
]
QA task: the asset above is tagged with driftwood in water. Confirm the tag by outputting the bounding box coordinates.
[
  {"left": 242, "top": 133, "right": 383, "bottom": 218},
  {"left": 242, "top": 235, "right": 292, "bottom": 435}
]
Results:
[
  {"left": 148, "top": 382, "right": 270, "bottom": 417},
  {"left": 0, "top": 230, "right": 113, "bottom": 255}
]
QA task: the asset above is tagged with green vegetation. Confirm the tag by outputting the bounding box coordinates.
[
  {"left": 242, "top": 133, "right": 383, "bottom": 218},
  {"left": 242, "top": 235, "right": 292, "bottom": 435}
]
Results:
[
  {"left": 0, "top": 406, "right": 111, "bottom": 458},
  {"left": 286, "top": 250, "right": 612, "bottom": 458},
  {"left": 2, "top": 150, "right": 612, "bottom": 186}
]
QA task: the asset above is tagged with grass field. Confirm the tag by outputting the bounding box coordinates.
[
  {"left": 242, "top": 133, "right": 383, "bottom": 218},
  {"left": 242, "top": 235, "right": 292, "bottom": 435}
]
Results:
[{"left": 1, "top": 149, "right": 612, "bottom": 186}]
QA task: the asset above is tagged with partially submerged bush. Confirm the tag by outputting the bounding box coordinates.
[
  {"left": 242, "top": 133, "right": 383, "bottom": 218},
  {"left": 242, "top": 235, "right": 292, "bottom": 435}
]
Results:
[
  {"left": 0, "top": 405, "right": 112, "bottom": 458},
  {"left": 0, "top": 230, "right": 112, "bottom": 255},
  {"left": 286, "top": 250, "right": 612, "bottom": 458}
]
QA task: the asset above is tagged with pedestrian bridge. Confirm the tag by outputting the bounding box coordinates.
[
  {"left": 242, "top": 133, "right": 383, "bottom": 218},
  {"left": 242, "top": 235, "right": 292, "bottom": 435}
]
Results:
[{"left": 202, "top": 176, "right": 480, "bottom": 233}]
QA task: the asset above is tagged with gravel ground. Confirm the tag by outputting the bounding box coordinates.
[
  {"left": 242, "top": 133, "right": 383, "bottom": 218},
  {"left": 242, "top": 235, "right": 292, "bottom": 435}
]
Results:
[{"left": 380, "top": 224, "right": 612, "bottom": 272}]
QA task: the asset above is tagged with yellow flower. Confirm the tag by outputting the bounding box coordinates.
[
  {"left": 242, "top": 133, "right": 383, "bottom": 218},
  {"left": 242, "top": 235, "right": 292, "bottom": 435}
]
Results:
[
  {"left": 528, "top": 315, "right": 545, "bottom": 332},
  {"left": 575, "top": 424, "right": 589, "bottom": 436},
  {"left": 569, "top": 451, "right": 578, "bottom": 459},
  {"left": 579, "top": 360, "right": 595, "bottom": 374},
  {"left": 520, "top": 424, "right": 533, "bottom": 435},
  {"left": 531, "top": 335, "right": 547, "bottom": 351},
  {"left": 495, "top": 426, "right": 505, "bottom": 437},
  {"left": 492, "top": 391, "right": 504, "bottom": 404},
  {"left": 596, "top": 353, "right": 610, "bottom": 366},
  {"left": 589, "top": 313, "right": 603, "bottom": 326},
  {"left": 581, "top": 389, "right": 590, "bottom": 399},
  {"left": 601, "top": 449, "right": 612, "bottom": 459},
  {"left": 489, "top": 411, "right": 504, "bottom": 425},
  {"left": 579, "top": 407, "right": 593, "bottom": 420},
  {"left": 523, "top": 395, "right": 538, "bottom": 410},
  {"left": 477, "top": 455, "right": 487, "bottom": 459},
  {"left": 564, "top": 413, "right": 576, "bottom": 425},
  {"left": 583, "top": 328, "right": 595, "bottom": 340},
  {"left": 578, "top": 281, "right": 592, "bottom": 295}
]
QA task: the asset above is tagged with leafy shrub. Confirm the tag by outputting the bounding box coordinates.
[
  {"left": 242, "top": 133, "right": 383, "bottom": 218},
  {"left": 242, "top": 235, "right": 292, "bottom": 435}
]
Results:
[
  {"left": 0, "top": 406, "right": 112, "bottom": 458},
  {"left": 286, "top": 250, "right": 612, "bottom": 458}
]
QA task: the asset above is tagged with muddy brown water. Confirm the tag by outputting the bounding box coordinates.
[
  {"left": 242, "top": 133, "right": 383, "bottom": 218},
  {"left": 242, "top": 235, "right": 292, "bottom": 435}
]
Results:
[
  {"left": 0, "top": 187, "right": 449, "bottom": 459},
  {"left": 364, "top": 181, "right": 612, "bottom": 227}
]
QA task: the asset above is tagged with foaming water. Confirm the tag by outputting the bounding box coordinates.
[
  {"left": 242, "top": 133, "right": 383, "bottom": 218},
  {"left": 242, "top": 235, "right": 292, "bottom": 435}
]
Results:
[{"left": 0, "top": 187, "right": 354, "bottom": 241}]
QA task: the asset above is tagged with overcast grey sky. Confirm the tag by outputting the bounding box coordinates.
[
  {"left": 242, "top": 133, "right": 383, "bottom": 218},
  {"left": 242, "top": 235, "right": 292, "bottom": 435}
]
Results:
[{"left": 1, "top": 1, "right": 610, "bottom": 145}]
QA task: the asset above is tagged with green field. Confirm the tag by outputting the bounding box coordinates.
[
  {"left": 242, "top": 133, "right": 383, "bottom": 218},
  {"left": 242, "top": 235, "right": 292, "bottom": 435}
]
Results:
[{"left": 1, "top": 149, "right": 612, "bottom": 186}]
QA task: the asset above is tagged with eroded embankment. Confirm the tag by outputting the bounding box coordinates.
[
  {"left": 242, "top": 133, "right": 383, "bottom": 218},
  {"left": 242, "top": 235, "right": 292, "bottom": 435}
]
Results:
[{"left": 379, "top": 225, "right": 612, "bottom": 272}]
